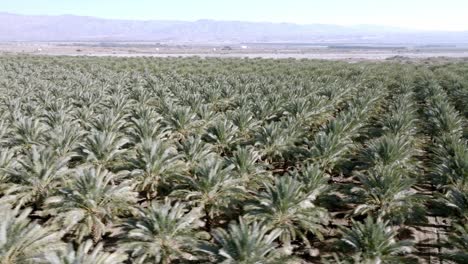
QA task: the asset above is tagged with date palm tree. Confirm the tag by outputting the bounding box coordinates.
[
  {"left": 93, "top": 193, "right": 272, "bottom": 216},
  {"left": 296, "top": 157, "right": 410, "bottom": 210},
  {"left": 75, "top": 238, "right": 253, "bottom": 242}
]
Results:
[
  {"left": 245, "top": 176, "right": 328, "bottom": 253},
  {"left": 194, "top": 104, "right": 220, "bottom": 129},
  {"left": 44, "top": 166, "right": 138, "bottom": 242},
  {"left": 165, "top": 106, "right": 201, "bottom": 140},
  {"left": 177, "top": 135, "right": 216, "bottom": 171},
  {"left": 46, "top": 240, "right": 127, "bottom": 264},
  {"left": 431, "top": 135, "right": 468, "bottom": 187},
  {"left": 90, "top": 110, "right": 128, "bottom": 133},
  {"left": 339, "top": 217, "right": 413, "bottom": 264},
  {"left": 202, "top": 218, "right": 294, "bottom": 264},
  {"left": 41, "top": 101, "right": 75, "bottom": 129},
  {"left": 442, "top": 185, "right": 468, "bottom": 220},
  {"left": 353, "top": 168, "right": 423, "bottom": 223},
  {"left": 204, "top": 119, "right": 239, "bottom": 154},
  {"left": 304, "top": 101, "right": 373, "bottom": 171},
  {"left": 3, "top": 146, "right": 71, "bottom": 207},
  {"left": 228, "top": 146, "right": 266, "bottom": 188},
  {"left": 254, "top": 122, "right": 295, "bottom": 164},
  {"left": 0, "top": 148, "right": 16, "bottom": 186},
  {"left": 359, "top": 134, "right": 417, "bottom": 172},
  {"left": 291, "top": 164, "right": 330, "bottom": 198},
  {"left": 127, "top": 139, "right": 185, "bottom": 199},
  {"left": 379, "top": 95, "right": 417, "bottom": 136},
  {"left": 307, "top": 130, "right": 352, "bottom": 171},
  {"left": 11, "top": 116, "right": 47, "bottom": 147},
  {"left": 0, "top": 202, "right": 64, "bottom": 264},
  {"left": 228, "top": 109, "right": 260, "bottom": 140},
  {"left": 0, "top": 120, "right": 11, "bottom": 147},
  {"left": 128, "top": 113, "right": 168, "bottom": 144},
  {"left": 283, "top": 96, "right": 331, "bottom": 128},
  {"left": 426, "top": 95, "right": 464, "bottom": 137},
  {"left": 80, "top": 131, "right": 129, "bottom": 167},
  {"left": 171, "top": 157, "right": 245, "bottom": 230},
  {"left": 122, "top": 200, "right": 205, "bottom": 264},
  {"left": 47, "top": 123, "right": 85, "bottom": 156}
]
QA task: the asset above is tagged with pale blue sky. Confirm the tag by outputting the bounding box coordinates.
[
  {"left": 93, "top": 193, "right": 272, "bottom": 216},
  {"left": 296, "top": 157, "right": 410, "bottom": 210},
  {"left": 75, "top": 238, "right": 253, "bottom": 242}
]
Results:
[{"left": 2, "top": 0, "right": 468, "bottom": 31}]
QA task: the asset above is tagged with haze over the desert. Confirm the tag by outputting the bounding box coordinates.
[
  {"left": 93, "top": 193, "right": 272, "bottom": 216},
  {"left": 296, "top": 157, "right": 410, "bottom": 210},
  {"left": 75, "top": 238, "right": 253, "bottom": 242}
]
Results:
[{"left": 3, "top": 0, "right": 468, "bottom": 31}]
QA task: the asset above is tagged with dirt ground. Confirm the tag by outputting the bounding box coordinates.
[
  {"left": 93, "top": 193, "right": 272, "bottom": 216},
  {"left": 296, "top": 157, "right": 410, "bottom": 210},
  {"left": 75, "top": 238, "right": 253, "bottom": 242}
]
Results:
[{"left": 2, "top": 42, "right": 468, "bottom": 61}]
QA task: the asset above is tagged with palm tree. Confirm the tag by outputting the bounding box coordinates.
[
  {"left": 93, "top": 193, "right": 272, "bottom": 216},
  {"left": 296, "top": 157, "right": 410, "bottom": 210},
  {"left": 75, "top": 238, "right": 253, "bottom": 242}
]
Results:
[
  {"left": 194, "top": 104, "right": 220, "bottom": 128},
  {"left": 165, "top": 106, "right": 200, "bottom": 140},
  {"left": 41, "top": 101, "right": 75, "bottom": 129},
  {"left": 177, "top": 135, "right": 216, "bottom": 171},
  {"left": 304, "top": 102, "right": 372, "bottom": 171},
  {"left": 353, "top": 168, "right": 423, "bottom": 223},
  {"left": 426, "top": 95, "right": 464, "bottom": 137},
  {"left": 282, "top": 96, "right": 331, "bottom": 128},
  {"left": 339, "top": 217, "right": 413, "bottom": 264},
  {"left": 73, "top": 105, "right": 97, "bottom": 129},
  {"left": 380, "top": 95, "right": 417, "bottom": 136},
  {"left": 89, "top": 110, "right": 128, "bottom": 133},
  {"left": 204, "top": 119, "right": 239, "bottom": 153},
  {"left": 171, "top": 157, "right": 245, "bottom": 230},
  {"left": 431, "top": 135, "right": 468, "bottom": 187},
  {"left": 251, "top": 94, "right": 284, "bottom": 121},
  {"left": 291, "top": 164, "right": 330, "bottom": 197},
  {"left": 47, "top": 123, "right": 85, "bottom": 156},
  {"left": 228, "top": 146, "right": 267, "bottom": 188},
  {"left": 245, "top": 176, "right": 328, "bottom": 253},
  {"left": 127, "top": 139, "right": 185, "bottom": 199},
  {"left": 0, "top": 148, "right": 16, "bottom": 186},
  {"left": 128, "top": 113, "right": 168, "bottom": 143},
  {"left": 122, "top": 200, "right": 205, "bottom": 264},
  {"left": 228, "top": 109, "right": 260, "bottom": 139},
  {"left": 203, "top": 218, "right": 294, "bottom": 263},
  {"left": 0, "top": 202, "right": 64, "bottom": 264},
  {"left": 307, "top": 130, "right": 352, "bottom": 171},
  {"left": 442, "top": 185, "right": 468, "bottom": 220},
  {"left": 80, "top": 131, "right": 129, "bottom": 167},
  {"left": 358, "top": 134, "right": 417, "bottom": 172},
  {"left": 254, "top": 122, "right": 295, "bottom": 164},
  {"left": 44, "top": 166, "right": 138, "bottom": 242},
  {"left": 11, "top": 116, "right": 47, "bottom": 147},
  {"left": 3, "top": 146, "right": 71, "bottom": 207},
  {"left": 0, "top": 120, "right": 11, "bottom": 147},
  {"left": 46, "top": 240, "right": 127, "bottom": 264}
]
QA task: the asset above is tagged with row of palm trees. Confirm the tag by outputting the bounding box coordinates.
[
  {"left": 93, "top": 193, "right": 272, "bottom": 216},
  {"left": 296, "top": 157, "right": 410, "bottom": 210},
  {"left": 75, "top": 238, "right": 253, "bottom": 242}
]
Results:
[
  {"left": 0, "top": 56, "right": 467, "bottom": 263},
  {"left": 433, "top": 65, "right": 468, "bottom": 119},
  {"left": 416, "top": 74, "right": 468, "bottom": 263},
  {"left": 325, "top": 79, "right": 423, "bottom": 263}
]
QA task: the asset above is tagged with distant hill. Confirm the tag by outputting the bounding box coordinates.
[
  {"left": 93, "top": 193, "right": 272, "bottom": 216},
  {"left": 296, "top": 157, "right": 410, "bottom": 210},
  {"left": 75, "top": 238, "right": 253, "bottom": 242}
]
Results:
[{"left": 1, "top": 12, "right": 468, "bottom": 44}]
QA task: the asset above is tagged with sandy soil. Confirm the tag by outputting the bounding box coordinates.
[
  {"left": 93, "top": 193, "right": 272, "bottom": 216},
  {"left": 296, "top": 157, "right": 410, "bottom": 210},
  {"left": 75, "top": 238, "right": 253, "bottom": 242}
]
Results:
[
  {"left": 2, "top": 42, "right": 468, "bottom": 61},
  {"left": 75, "top": 52, "right": 468, "bottom": 60}
]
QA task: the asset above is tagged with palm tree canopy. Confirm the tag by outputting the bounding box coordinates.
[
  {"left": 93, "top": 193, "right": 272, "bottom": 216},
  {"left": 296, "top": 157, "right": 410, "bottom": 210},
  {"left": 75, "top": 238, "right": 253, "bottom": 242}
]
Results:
[
  {"left": 44, "top": 166, "right": 138, "bottom": 242},
  {"left": 340, "top": 217, "right": 413, "bottom": 263},
  {"left": 0, "top": 202, "right": 64, "bottom": 264},
  {"left": 205, "top": 218, "right": 294, "bottom": 264},
  {"left": 122, "top": 200, "right": 205, "bottom": 264}
]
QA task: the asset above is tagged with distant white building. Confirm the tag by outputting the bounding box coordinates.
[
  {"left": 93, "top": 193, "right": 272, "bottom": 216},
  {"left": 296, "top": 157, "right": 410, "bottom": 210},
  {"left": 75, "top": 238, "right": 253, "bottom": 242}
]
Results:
[{"left": 241, "top": 45, "right": 248, "bottom": 49}]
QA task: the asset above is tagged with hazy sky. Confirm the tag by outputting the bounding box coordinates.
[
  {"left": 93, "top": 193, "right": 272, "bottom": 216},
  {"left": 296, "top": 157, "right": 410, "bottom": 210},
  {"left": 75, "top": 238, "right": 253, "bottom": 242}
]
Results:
[{"left": 2, "top": 0, "right": 468, "bottom": 31}]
